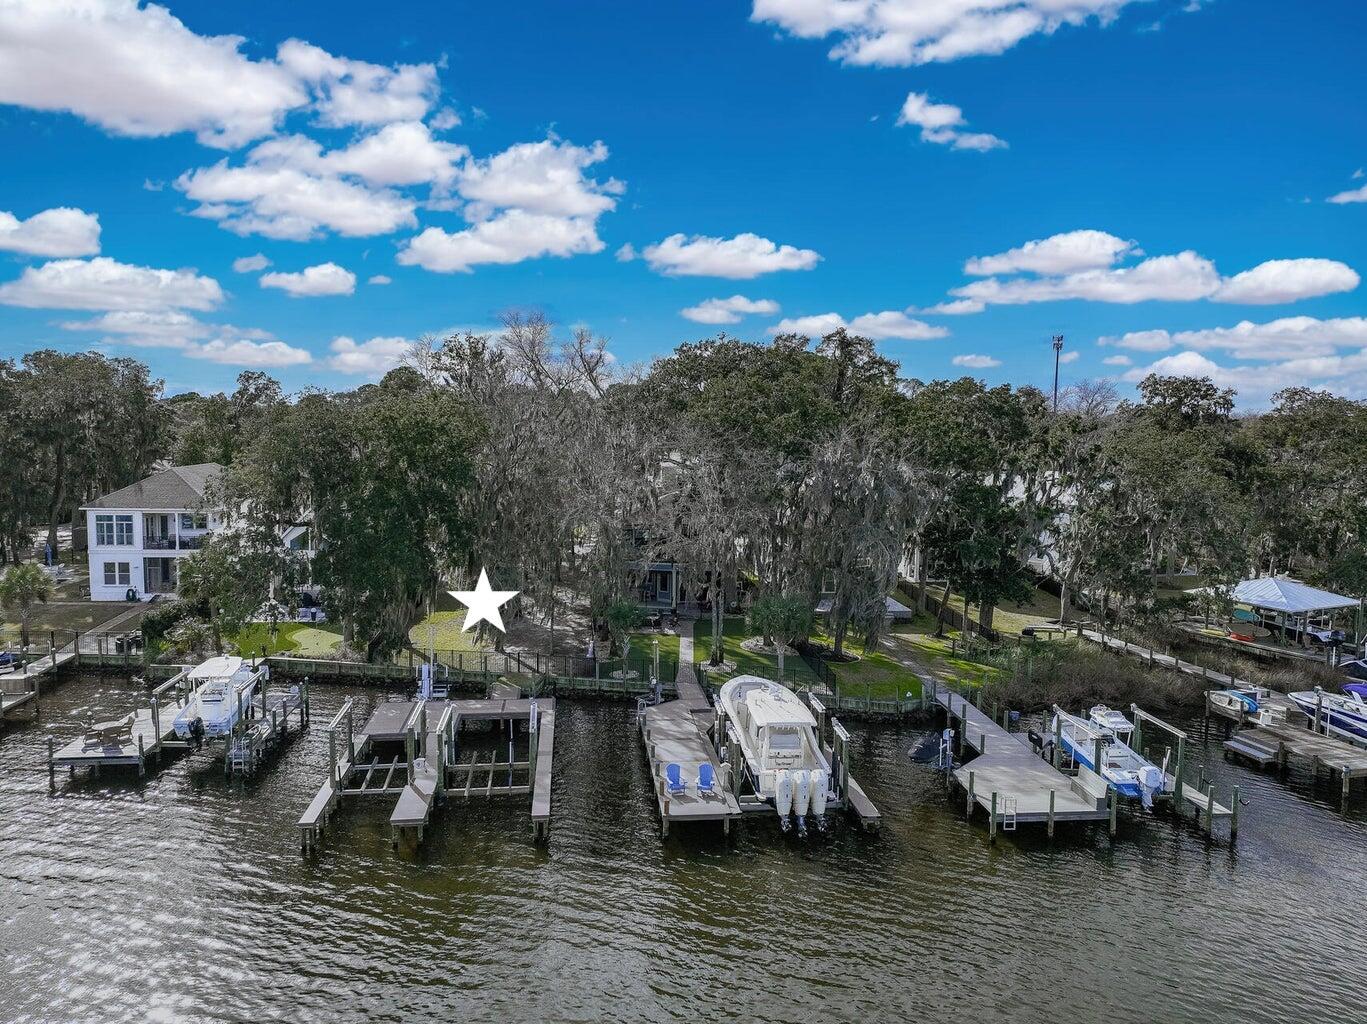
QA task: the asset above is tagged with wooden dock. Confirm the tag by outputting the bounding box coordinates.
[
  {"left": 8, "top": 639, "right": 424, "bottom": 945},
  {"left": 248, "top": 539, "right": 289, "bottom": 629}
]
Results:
[
  {"left": 48, "top": 683, "right": 192, "bottom": 782},
  {"left": 640, "top": 697, "right": 742, "bottom": 836},
  {"left": 1222, "top": 718, "right": 1367, "bottom": 808},
  {"left": 298, "top": 692, "right": 557, "bottom": 855},
  {"left": 931, "top": 683, "right": 1109, "bottom": 840}
]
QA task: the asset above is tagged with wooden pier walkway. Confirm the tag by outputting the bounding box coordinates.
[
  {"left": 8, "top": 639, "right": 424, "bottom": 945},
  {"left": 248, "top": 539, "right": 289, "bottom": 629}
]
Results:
[
  {"left": 640, "top": 622, "right": 741, "bottom": 836},
  {"left": 931, "top": 683, "right": 1108, "bottom": 839},
  {"left": 1077, "top": 627, "right": 1257, "bottom": 689}
]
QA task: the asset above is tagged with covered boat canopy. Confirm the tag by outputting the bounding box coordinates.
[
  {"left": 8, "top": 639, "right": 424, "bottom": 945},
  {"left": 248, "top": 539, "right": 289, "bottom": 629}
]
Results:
[{"left": 1193, "top": 577, "right": 1359, "bottom": 614}]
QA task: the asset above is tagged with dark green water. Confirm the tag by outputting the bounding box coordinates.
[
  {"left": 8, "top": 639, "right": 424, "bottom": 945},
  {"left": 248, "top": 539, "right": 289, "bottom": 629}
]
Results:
[{"left": 2, "top": 674, "right": 1365, "bottom": 1023}]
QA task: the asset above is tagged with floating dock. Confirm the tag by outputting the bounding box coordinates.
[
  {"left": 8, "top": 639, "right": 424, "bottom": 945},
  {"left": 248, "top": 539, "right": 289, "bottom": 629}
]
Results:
[
  {"left": 931, "top": 683, "right": 1109, "bottom": 840},
  {"left": 297, "top": 691, "right": 556, "bottom": 854}
]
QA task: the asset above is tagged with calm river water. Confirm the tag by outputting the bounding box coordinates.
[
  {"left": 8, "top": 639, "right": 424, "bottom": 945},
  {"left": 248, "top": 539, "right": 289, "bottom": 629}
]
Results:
[{"left": 2, "top": 674, "right": 1365, "bottom": 1024}]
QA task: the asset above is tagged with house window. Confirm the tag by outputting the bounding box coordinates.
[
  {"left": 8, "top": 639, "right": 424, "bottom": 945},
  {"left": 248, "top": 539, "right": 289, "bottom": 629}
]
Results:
[
  {"left": 103, "top": 561, "right": 130, "bottom": 586},
  {"left": 95, "top": 514, "right": 134, "bottom": 546},
  {"left": 180, "top": 513, "right": 208, "bottom": 530}
]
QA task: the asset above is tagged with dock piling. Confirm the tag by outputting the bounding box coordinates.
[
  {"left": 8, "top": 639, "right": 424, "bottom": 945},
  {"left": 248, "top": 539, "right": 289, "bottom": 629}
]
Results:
[{"left": 989, "top": 791, "right": 998, "bottom": 843}]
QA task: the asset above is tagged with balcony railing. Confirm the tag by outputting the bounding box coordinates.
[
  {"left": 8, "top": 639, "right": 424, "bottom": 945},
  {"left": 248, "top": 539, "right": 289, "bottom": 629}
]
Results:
[
  {"left": 177, "top": 535, "right": 206, "bottom": 550},
  {"left": 144, "top": 537, "right": 175, "bottom": 550}
]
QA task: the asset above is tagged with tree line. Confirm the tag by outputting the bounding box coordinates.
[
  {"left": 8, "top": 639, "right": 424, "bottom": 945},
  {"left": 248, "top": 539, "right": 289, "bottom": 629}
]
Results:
[{"left": 4, "top": 321, "right": 1367, "bottom": 661}]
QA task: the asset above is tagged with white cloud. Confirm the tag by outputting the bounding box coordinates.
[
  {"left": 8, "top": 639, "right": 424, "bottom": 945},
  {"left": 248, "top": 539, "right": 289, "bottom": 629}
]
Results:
[
  {"left": 917, "top": 298, "right": 985, "bottom": 315},
  {"left": 457, "top": 138, "right": 622, "bottom": 219},
  {"left": 395, "top": 137, "right": 623, "bottom": 273},
  {"left": 680, "top": 294, "right": 780, "bottom": 324},
  {"left": 60, "top": 309, "right": 208, "bottom": 345},
  {"left": 176, "top": 158, "right": 417, "bottom": 240},
  {"left": 429, "top": 106, "right": 460, "bottom": 131},
  {"left": 192, "top": 337, "right": 312, "bottom": 368},
  {"left": 1099, "top": 316, "right": 1367, "bottom": 360},
  {"left": 1212, "top": 258, "right": 1359, "bottom": 304},
  {"left": 770, "top": 313, "right": 848, "bottom": 337},
  {"left": 1102, "top": 354, "right": 1132, "bottom": 366},
  {"left": 0, "top": 256, "right": 222, "bottom": 310},
  {"left": 327, "top": 335, "right": 413, "bottom": 375},
  {"left": 0, "top": 0, "right": 306, "bottom": 147},
  {"left": 953, "top": 233, "right": 1359, "bottom": 309},
  {"left": 955, "top": 250, "right": 1221, "bottom": 305},
  {"left": 276, "top": 39, "right": 437, "bottom": 128},
  {"left": 1328, "top": 184, "right": 1367, "bottom": 204},
  {"left": 965, "top": 230, "right": 1136, "bottom": 275},
  {"left": 368, "top": 274, "right": 392, "bottom": 285},
  {"left": 0, "top": 206, "right": 100, "bottom": 257},
  {"left": 641, "top": 232, "right": 821, "bottom": 279},
  {"left": 615, "top": 243, "right": 638, "bottom": 262},
  {"left": 768, "top": 309, "right": 947, "bottom": 340},
  {"left": 59, "top": 308, "right": 310, "bottom": 366},
  {"left": 248, "top": 122, "right": 468, "bottom": 188},
  {"left": 397, "top": 209, "right": 605, "bottom": 273},
  {"left": 897, "top": 92, "right": 1005, "bottom": 151},
  {"left": 753, "top": 0, "right": 1148, "bottom": 67},
  {"left": 952, "top": 353, "right": 1001, "bottom": 369},
  {"left": 848, "top": 310, "right": 948, "bottom": 340},
  {"left": 259, "top": 262, "right": 356, "bottom": 297},
  {"left": 232, "top": 253, "right": 271, "bottom": 273},
  {"left": 1058, "top": 350, "right": 1079, "bottom": 363},
  {"left": 1118, "top": 348, "right": 1367, "bottom": 401}
]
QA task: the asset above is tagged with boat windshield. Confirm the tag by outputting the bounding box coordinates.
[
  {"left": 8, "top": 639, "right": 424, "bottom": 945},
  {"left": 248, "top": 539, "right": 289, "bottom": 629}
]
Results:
[{"left": 767, "top": 729, "right": 802, "bottom": 751}]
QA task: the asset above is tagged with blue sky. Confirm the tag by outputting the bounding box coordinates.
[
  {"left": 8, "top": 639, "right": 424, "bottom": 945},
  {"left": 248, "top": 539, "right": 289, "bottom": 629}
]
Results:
[{"left": 1, "top": 1, "right": 1364, "bottom": 404}]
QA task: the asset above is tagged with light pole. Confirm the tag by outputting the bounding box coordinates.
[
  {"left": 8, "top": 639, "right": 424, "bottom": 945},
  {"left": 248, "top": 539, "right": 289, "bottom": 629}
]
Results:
[{"left": 1051, "top": 334, "right": 1064, "bottom": 412}]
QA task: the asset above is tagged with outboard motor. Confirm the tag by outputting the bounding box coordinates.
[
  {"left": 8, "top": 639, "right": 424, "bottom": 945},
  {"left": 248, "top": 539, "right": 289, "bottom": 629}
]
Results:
[
  {"left": 774, "top": 770, "right": 794, "bottom": 832},
  {"left": 792, "top": 769, "right": 811, "bottom": 837},
  {"left": 1138, "top": 764, "right": 1164, "bottom": 811},
  {"left": 809, "top": 767, "right": 829, "bottom": 831},
  {"left": 189, "top": 717, "right": 205, "bottom": 751}
]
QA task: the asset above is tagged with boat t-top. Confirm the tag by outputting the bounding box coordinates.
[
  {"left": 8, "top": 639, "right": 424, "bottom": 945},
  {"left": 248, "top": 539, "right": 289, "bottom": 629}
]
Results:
[
  {"left": 1287, "top": 684, "right": 1367, "bottom": 743},
  {"left": 172, "top": 656, "right": 266, "bottom": 741},
  {"left": 1051, "top": 705, "right": 1166, "bottom": 809},
  {"left": 719, "top": 675, "right": 830, "bottom": 834}
]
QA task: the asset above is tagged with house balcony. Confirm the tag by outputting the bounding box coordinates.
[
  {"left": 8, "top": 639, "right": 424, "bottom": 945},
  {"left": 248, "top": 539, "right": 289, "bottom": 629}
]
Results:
[
  {"left": 177, "top": 534, "right": 207, "bottom": 550},
  {"left": 144, "top": 537, "right": 176, "bottom": 550}
]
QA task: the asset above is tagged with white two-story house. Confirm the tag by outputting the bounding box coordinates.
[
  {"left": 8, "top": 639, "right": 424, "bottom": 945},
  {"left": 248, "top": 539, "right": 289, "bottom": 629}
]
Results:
[{"left": 83, "top": 464, "right": 223, "bottom": 601}]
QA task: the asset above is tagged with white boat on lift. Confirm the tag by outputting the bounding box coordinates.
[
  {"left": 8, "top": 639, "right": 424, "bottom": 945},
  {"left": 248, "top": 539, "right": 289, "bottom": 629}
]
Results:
[
  {"left": 1051, "top": 705, "right": 1166, "bottom": 808},
  {"left": 719, "top": 675, "right": 831, "bottom": 834},
  {"left": 172, "top": 656, "right": 266, "bottom": 740},
  {"left": 1287, "top": 685, "right": 1367, "bottom": 744}
]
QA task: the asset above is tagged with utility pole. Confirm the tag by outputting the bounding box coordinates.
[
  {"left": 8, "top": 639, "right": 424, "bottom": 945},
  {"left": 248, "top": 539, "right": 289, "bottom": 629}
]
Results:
[{"left": 1051, "top": 334, "right": 1064, "bottom": 412}]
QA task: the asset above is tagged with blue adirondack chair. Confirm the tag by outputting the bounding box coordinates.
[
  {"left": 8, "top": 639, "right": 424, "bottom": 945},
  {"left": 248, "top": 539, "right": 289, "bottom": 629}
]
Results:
[
  {"left": 665, "top": 762, "right": 685, "bottom": 795},
  {"left": 696, "top": 762, "right": 716, "bottom": 795}
]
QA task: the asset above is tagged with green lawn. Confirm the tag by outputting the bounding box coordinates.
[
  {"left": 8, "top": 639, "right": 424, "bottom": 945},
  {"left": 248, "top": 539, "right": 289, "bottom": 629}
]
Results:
[
  {"left": 810, "top": 625, "right": 924, "bottom": 701},
  {"left": 629, "top": 630, "right": 681, "bottom": 680},
  {"left": 407, "top": 610, "right": 493, "bottom": 656},
  {"left": 232, "top": 622, "right": 342, "bottom": 657},
  {"left": 888, "top": 620, "right": 1003, "bottom": 689},
  {"left": 693, "top": 615, "right": 822, "bottom": 688}
]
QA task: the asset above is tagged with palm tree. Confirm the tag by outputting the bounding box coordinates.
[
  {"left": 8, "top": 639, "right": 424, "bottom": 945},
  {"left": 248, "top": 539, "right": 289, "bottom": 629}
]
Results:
[{"left": 0, "top": 563, "right": 52, "bottom": 649}]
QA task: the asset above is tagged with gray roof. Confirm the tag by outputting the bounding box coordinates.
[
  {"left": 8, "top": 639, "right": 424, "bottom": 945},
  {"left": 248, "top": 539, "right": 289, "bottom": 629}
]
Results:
[{"left": 85, "top": 464, "right": 223, "bottom": 511}]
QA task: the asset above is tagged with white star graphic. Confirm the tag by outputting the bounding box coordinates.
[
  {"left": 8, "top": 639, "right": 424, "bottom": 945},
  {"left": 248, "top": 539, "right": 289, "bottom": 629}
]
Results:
[{"left": 450, "top": 568, "right": 519, "bottom": 633}]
